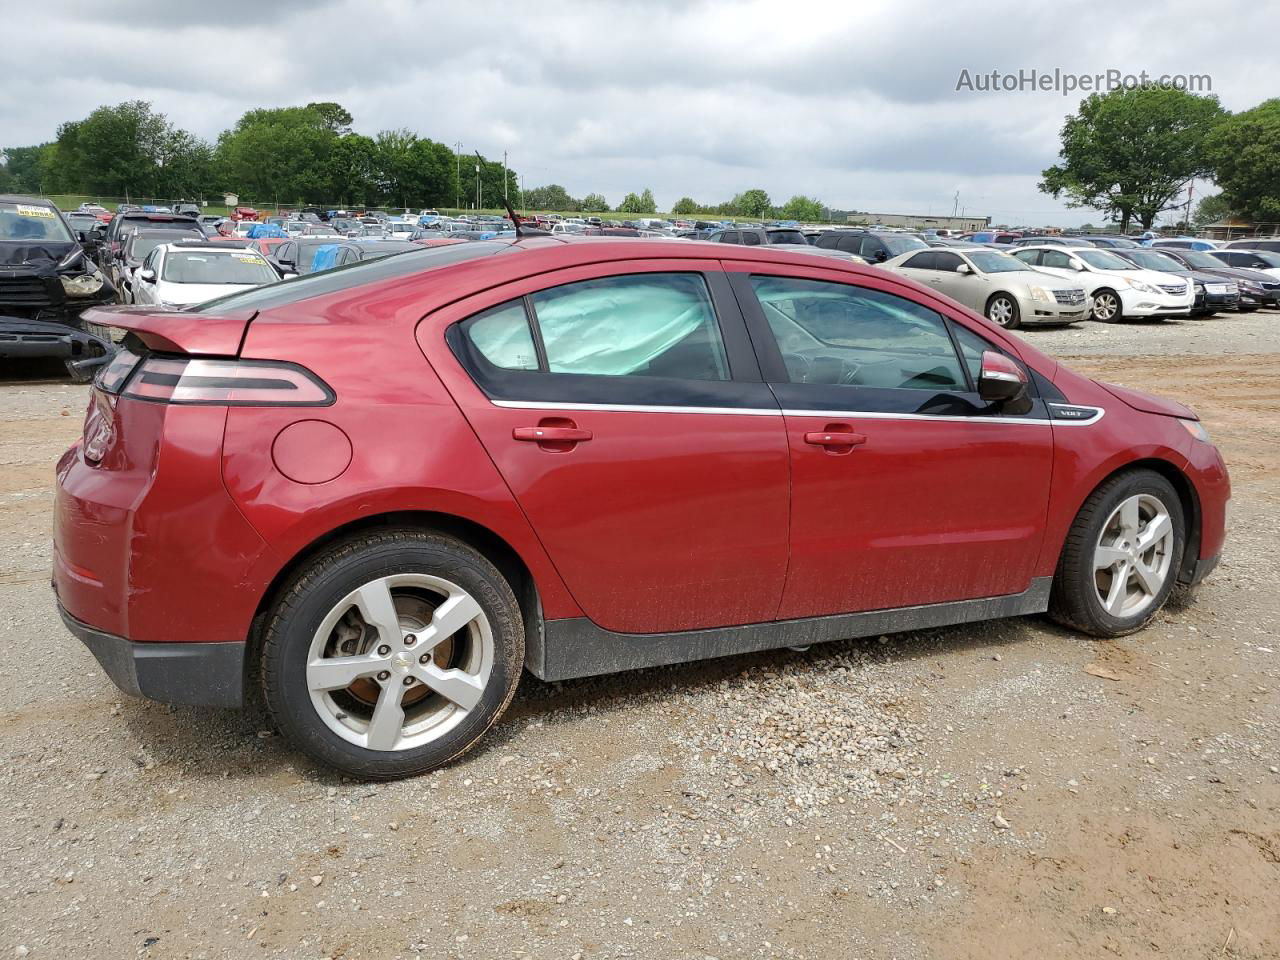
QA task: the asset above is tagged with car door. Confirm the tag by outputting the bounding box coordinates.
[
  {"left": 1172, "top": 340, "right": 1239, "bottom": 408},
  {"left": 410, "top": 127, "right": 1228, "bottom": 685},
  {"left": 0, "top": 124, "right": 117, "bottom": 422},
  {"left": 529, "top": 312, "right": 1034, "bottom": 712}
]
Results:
[
  {"left": 1028, "top": 248, "right": 1078, "bottom": 283},
  {"left": 924, "top": 251, "right": 981, "bottom": 308},
  {"left": 725, "top": 262, "right": 1053, "bottom": 619},
  {"left": 423, "top": 260, "right": 791, "bottom": 634},
  {"left": 133, "top": 249, "right": 159, "bottom": 305},
  {"left": 893, "top": 250, "right": 939, "bottom": 287}
]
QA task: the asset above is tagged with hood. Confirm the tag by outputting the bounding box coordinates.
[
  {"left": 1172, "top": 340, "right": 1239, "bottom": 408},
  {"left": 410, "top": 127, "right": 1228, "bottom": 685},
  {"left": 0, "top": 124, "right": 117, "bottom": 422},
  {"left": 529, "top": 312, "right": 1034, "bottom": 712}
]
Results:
[
  {"left": 0, "top": 240, "right": 79, "bottom": 272},
  {"left": 157, "top": 281, "right": 260, "bottom": 306},
  {"left": 1022, "top": 269, "right": 1083, "bottom": 291},
  {"left": 1097, "top": 381, "right": 1197, "bottom": 420}
]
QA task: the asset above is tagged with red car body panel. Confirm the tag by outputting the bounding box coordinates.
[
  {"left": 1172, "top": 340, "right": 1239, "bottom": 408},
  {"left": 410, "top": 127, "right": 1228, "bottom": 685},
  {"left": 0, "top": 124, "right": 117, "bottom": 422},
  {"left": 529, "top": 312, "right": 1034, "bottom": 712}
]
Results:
[{"left": 53, "top": 240, "right": 1229, "bottom": 701}]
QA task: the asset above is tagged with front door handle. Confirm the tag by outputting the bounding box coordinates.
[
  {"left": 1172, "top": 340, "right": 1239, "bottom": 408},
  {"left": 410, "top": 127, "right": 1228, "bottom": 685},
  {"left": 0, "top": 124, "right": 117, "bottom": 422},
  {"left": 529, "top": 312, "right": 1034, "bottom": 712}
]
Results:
[
  {"left": 513, "top": 426, "right": 593, "bottom": 443},
  {"left": 804, "top": 428, "right": 867, "bottom": 452}
]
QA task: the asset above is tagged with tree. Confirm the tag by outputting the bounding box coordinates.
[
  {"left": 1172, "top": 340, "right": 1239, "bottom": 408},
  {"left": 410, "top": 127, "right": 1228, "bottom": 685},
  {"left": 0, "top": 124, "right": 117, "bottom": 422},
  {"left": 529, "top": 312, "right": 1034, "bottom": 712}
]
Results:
[
  {"left": 580, "top": 192, "right": 609, "bottom": 212},
  {"left": 306, "top": 102, "right": 353, "bottom": 136},
  {"left": 734, "top": 188, "right": 772, "bottom": 218},
  {"left": 779, "top": 195, "right": 824, "bottom": 221},
  {"left": 1039, "top": 85, "right": 1224, "bottom": 232},
  {"left": 326, "top": 133, "right": 377, "bottom": 205},
  {"left": 1204, "top": 99, "right": 1280, "bottom": 222},
  {"left": 523, "top": 184, "right": 579, "bottom": 210},
  {"left": 216, "top": 104, "right": 348, "bottom": 203},
  {"left": 671, "top": 196, "right": 700, "bottom": 215},
  {"left": 618, "top": 188, "right": 657, "bottom": 214},
  {"left": 0, "top": 145, "right": 49, "bottom": 193},
  {"left": 1192, "top": 192, "right": 1234, "bottom": 227}
]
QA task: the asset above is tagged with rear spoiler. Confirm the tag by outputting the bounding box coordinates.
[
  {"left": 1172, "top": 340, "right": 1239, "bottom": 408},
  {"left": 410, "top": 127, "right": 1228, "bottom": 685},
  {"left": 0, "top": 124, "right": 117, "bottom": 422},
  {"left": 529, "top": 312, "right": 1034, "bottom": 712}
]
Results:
[{"left": 79, "top": 305, "right": 257, "bottom": 356}]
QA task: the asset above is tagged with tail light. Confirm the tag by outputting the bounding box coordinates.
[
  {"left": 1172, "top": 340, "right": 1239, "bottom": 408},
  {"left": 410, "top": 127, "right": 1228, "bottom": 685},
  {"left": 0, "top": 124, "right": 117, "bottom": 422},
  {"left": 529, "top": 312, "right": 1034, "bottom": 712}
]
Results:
[{"left": 99, "top": 353, "right": 333, "bottom": 406}]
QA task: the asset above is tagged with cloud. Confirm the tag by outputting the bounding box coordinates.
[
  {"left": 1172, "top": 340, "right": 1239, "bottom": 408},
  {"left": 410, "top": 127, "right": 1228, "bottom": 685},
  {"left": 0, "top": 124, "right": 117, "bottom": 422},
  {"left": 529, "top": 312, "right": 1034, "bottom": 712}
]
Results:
[{"left": 2, "top": 0, "right": 1265, "bottom": 225}]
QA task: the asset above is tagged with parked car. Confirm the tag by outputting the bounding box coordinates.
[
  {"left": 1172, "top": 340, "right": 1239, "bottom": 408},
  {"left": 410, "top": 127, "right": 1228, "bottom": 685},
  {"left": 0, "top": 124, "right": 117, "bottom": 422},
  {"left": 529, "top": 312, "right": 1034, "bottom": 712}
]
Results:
[
  {"left": 112, "top": 229, "right": 201, "bottom": 303},
  {"left": 1111, "top": 248, "right": 1239, "bottom": 316},
  {"left": 1208, "top": 248, "right": 1280, "bottom": 280},
  {"left": 1009, "top": 236, "right": 1093, "bottom": 247},
  {"left": 1153, "top": 247, "right": 1278, "bottom": 309},
  {"left": 813, "top": 229, "right": 928, "bottom": 263},
  {"left": 63, "top": 211, "right": 101, "bottom": 239},
  {"left": 1064, "top": 235, "right": 1139, "bottom": 249},
  {"left": 56, "top": 237, "right": 1229, "bottom": 779},
  {"left": 308, "top": 238, "right": 424, "bottom": 272},
  {"left": 0, "top": 194, "right": 116, "bottom": 365},
  {"left": 884, "top": 246, "right": 1088, "bottom": 327},
  {"left": 91, "top": 210, "right": 204, "bottom": 273},
  {"left": 1011, "top": 245, "right": 1195, "bottom": 322},
  {"left": 230, "top": 206, "right": 261, "bottom": 222},
  {"left": 271, "top": 238, "right": 353, "bottom": 276},
  {"left": 706, "top": 227, "right": 864, "bottom": 264},
  {"left": 1147, "top": 237, "right": 1220, "bottom": 251},
  {"left": 1220, "top": 237, "right": 1280, "bottom": 254},
  {"left": 129, "top": 241, "right": 282, "bottom": 307}
]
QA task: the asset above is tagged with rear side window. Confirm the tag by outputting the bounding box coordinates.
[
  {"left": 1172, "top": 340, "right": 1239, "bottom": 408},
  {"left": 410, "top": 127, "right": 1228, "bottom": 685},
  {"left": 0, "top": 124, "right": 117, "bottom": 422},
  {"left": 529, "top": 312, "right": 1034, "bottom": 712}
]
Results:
[
  {"left": 532, "top": 274, "right": 728, "bottom": 379},
  {"left": 457, "top": 273, "right": 730, "bottom": 382},
  {"left": 899, "top": 252, "right": 935, "bottom": 269},
  {"left": 741, "top": 232, "right": 762, "bottom": 246}
]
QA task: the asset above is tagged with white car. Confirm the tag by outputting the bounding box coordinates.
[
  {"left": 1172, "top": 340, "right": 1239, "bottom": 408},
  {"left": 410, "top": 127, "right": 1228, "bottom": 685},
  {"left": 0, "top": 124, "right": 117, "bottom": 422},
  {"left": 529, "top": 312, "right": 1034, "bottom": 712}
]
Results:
[
  {"left": 131, "top": 242, "right": 283, "bottom": 308},
  {"left": 386, "top": 220, "right": 417, "bottom": 238},
  {"left": 1011, "top": 245, "right": 1194, "bottom": 322}
]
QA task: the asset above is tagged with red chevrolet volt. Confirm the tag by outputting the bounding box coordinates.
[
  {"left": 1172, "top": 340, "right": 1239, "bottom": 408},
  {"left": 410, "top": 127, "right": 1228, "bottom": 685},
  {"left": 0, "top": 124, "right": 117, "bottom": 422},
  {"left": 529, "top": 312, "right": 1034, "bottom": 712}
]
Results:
[{"left": 53, "top": 238, "right": 1229, "bottom": 779}]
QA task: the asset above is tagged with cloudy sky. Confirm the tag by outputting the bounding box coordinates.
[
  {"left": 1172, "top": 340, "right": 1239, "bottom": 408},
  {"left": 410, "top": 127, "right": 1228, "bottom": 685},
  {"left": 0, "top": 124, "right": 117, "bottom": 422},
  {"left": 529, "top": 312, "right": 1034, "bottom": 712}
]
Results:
[{"left": 3, "top": 0, "right": 1272, "bottom": 225}]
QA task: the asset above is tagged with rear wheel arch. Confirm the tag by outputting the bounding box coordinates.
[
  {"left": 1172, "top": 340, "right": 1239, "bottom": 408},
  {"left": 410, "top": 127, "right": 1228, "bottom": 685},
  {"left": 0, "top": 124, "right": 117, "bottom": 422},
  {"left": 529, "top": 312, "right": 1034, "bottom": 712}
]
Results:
[{"left": 245, "top": 511, "right": 542, "bottom": 681}]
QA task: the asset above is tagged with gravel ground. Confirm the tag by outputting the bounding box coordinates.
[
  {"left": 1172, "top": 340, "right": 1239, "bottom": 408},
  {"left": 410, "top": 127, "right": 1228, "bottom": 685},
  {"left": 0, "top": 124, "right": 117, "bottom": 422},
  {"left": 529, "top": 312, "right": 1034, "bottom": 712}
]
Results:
[{"left": 1, "top": 311, "right": 1278, "bottom": 960}]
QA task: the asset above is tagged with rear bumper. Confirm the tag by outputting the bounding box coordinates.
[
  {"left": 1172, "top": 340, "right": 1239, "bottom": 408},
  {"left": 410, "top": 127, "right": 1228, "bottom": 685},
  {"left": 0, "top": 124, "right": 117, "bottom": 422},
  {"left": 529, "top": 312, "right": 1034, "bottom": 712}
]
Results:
[
  {"left": 58, "top": 602, "right": 245, "bottom": 707},
  {"left": 0, "top": 317, "right": 111, "bottom": 360}
]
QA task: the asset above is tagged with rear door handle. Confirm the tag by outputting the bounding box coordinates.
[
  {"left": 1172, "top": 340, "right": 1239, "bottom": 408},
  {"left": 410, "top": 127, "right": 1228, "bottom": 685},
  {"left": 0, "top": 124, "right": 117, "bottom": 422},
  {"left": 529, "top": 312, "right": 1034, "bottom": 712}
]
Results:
[
  {"left": 804, "top": 430, "right": 867, "bottom": 449},
  {"left": 513, "top": 426, "right": 593, "bottom": 443}
]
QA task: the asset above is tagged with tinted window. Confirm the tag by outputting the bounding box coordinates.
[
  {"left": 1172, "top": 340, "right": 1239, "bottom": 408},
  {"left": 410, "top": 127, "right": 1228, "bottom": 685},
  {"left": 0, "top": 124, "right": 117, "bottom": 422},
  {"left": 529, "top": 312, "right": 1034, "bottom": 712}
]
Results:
[
  {"left": 767, "top": 230, "right": 808, "bottom": 245},
  {"left": 815, "top": 232, "right": 845, "bottom": 250},
  {"left": 932, "top": 252, "right": 964, "bottom": 273},
  {"left": 191, "top": 241, "right": 520, "bottom": 313},
  {"left": 741, "top": 232, "right": 762, "bottom": 246},
  {"left": 530, "top": 273, "right": 729, "bottom": 380},
  {"left": 749, "top": 275, "right": 966, "bottom": 391},
  {"left": 460, "top": 300, "right": 539, "bottom": 371},
  {"left": 900, "top": 252, "right": 936, "bottom": 269},
  {"left": 716, "top": 232, "right": 739, "bottom": 244},
  {"left": 837, "top": 236, "right": 861, "bottom": 254},
  {"left": 858, "top": 238, "right": 886, "bottom": 260}
]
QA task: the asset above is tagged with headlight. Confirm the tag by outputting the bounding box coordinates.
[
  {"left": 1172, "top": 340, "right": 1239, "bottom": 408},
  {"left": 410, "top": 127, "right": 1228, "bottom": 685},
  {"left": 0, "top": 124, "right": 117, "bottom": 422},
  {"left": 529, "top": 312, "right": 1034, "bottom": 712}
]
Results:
[
  {"left": 1028, "top": 285, "right": 1051, "bottom": 302},
  {"left": 1179, "top": 419, "right": 1210, "bottom": 443},
  {"left": 1240, "top": 280, "right": 1262, "bottom": 292},
  {"left": 61, "top": 270, "right": 105, "bottom": 298},
  {"left": 1129, "top": 280, "right": 1157, "bottom": 295},
  {"left": 1194, "top": 282, "right": 1204, "bottom": 293}
]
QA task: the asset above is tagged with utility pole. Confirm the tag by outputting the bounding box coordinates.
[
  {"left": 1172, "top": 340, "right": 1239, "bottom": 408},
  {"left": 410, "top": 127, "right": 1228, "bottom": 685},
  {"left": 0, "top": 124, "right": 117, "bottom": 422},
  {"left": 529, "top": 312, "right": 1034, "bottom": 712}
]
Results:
[
  {"left": 1184, "top": 180, "right": 1194, "bottom": 231},
  {"left": 454, "top": 142, "right": 462, "bottom": 211},
  {"left": 951, "top": 191, "right": 959, "bottom": 218},
  {"left": 502, "top": 151, "right": 508, "bottom": 203},
  {"left": 475, "top": 151, "right": 483, "bottom": 210}
]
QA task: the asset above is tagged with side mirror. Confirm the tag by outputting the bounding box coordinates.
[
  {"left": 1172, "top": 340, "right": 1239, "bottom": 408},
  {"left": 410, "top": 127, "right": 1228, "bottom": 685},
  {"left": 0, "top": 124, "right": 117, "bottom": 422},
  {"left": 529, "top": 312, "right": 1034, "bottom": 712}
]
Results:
[
  {"left": 874, "top": 249, "right": 888, "bottom": 263},
  {"left": 1074, "top": 262, "right": 1086, "bottom": 271},
  {"left": 978, "top": 350, "right": 1029, "bottom": 407},
  {"left": 956, "top": 263, "right": 972, "bottom": 275},
  {"left": 139, "top": 268, "right": 156, "bottom": 283}
]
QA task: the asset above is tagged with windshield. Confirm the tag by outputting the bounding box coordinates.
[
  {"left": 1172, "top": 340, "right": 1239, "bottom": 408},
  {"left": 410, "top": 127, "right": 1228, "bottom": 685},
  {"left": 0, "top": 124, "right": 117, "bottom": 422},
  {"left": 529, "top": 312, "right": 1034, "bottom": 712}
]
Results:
[
  {"left": 0, "top": 202, "right": 74, "bottom": 243},
  {"left": 883, "top": 235, "right": 929, "bottom": 255},
  {"left": 1125, "top": 251, "right": 1185, "bottom": 272},
  {"left": 162, "top": 251, "right": 279, "bottom": 285},
  {"left": 966, "top": 250, "right": 1032, "bottom": 273},
  {"left": 192, "top": 240, "right": 521, "bottom": 312},
  {"left": 1077, "top": 249, "right": 1134, "bottom": 270},
  {"left": 1179, "top": 250, "right": 1222, "bottom": 270}
]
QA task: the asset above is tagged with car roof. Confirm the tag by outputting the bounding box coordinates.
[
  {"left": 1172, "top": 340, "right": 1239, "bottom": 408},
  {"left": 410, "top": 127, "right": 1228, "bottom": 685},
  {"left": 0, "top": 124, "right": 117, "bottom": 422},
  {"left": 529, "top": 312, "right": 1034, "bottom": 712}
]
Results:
[{"left": 0, "top": 193, "right": 57, "bottom": 206}]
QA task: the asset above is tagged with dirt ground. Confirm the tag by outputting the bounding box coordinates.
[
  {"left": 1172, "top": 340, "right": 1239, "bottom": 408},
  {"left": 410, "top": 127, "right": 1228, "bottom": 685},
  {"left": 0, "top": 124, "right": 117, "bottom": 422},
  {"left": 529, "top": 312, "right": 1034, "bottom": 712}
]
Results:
[{"left": 1, "top": 310, "right": 1277, "bottom": 960}]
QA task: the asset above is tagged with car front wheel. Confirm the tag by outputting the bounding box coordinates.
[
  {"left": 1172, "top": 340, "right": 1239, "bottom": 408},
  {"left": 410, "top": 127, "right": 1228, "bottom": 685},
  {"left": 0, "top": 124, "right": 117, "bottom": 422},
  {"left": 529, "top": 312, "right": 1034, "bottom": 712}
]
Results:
[
  {"left": 261, "top": 529, "right": 524, "bottom": 779},
  {"left": 1049, "top": 469, "right": 1185, "bottom": 637},
  {"left": 1091, "top": 289, "right": 1122, "bottom": 322},
  {"left": 986, "top": 293, "right": 1021, "bottom": 329}
]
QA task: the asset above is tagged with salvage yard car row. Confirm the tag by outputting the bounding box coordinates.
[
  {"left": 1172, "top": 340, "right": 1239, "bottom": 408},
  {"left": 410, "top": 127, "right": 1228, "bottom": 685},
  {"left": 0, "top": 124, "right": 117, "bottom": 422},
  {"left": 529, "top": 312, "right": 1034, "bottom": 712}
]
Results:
[{"left": 4, "top": 192, "right": 1280, "bottom": 381}]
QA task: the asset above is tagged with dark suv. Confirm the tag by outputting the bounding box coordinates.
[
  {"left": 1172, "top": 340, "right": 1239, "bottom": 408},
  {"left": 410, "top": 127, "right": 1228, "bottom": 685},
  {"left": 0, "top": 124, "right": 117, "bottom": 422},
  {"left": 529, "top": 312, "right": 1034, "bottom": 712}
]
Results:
[
  {"left": 707, "top": 227, "right": 810, "bottom": 246},
  {"left": 90, "top": 210, "right": 204, "bottom": 274},
  {"left": 0, "top": 194, "right": 117, "bottom": 372},
  {"left": 814, "top": 229, "right": 928, "bottom": 263}
]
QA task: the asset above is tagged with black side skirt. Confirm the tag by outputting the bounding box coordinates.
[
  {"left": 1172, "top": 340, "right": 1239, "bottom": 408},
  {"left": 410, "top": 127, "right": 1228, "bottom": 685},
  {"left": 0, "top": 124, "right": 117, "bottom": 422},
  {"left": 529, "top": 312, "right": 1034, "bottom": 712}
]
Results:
[{"left": 527, "top": 577, "right": 1053, "bottom": 682}]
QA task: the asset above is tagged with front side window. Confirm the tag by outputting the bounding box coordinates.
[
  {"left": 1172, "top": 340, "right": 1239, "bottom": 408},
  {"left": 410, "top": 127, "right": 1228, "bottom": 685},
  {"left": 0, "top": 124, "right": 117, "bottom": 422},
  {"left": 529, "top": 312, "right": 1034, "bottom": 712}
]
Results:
[
  {"left": 932, "top": 252, "right": 964, "bottom": 273},
  {"left": 1041, "top": 250, "right": 1074, "bottom": 269},
  {"left": 749, "top": 275, "right": 966, "bottom": 391}
]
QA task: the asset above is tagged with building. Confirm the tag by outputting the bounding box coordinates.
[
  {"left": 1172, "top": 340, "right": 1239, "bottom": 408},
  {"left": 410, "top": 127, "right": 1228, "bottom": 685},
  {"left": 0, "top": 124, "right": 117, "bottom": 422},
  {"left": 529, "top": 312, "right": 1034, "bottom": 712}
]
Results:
[
  {"left": 1201, "top": 219, "right": 1279, "bottom": 241},
  {"left": 845, "top": 211, "right": 990, "bottom": 232}
]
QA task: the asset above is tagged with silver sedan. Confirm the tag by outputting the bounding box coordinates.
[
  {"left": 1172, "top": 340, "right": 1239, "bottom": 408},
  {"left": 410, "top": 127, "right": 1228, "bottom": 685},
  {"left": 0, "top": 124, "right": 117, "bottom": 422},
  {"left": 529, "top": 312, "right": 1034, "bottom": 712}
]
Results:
[{"left": 882, "top": 246, "right": 1089, "bottom": 328}]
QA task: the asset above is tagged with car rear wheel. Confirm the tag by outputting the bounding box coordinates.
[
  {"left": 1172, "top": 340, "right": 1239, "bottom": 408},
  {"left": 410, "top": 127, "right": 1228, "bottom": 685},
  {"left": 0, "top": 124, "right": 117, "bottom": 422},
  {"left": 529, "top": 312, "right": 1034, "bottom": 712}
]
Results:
[
  {"left": 1091, "top": 289, "right": 1122, "bottom": 323},
  {"left": 986, "top": 293, "right": 1021, "bottom": 329},
  {"left": 261, "top": 529, "right": 523, "bottom": 779},
  {"left": 1049, "top": 469, "right": 1185, "bottom": 637}
]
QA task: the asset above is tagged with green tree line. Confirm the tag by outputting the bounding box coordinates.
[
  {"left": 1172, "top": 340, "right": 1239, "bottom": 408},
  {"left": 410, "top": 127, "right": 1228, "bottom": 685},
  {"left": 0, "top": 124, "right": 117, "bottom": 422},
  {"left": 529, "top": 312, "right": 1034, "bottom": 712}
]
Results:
[{"left": 1039, "top": 85, "right": 1280, "bottom": 231}]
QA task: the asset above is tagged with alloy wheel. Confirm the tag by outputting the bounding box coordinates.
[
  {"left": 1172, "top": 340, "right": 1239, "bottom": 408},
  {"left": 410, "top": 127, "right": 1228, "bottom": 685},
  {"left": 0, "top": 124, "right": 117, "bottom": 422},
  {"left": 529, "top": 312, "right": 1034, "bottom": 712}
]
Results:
[
  {"left": 1092, "top": 494, "right": 1175, "bottom": 618},
  {"left": 987, "top": 297, "right": 1015, "bottom": 326},
  {"left": 1093, "top": 292, "right": 1119, "bottom": 321},
  {"left": 305, "top": 573, "right": 494, "bottom": 752}
]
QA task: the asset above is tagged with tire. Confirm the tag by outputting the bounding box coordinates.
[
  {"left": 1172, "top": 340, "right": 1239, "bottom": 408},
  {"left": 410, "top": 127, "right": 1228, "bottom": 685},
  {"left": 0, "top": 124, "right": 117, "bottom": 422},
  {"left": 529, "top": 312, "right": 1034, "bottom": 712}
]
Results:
[
  {"left": 986, "top": 293, "right": 1021, "bottom": 329},
  {"left": 261, "top": 528, "right": 524, "bottom": 779},
  {"left": 1049, "top": 469, "right": 1185, "bottom": 638},
  {"left": 1091, "top": 288, "right": 1123, "bottom": 323}
]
